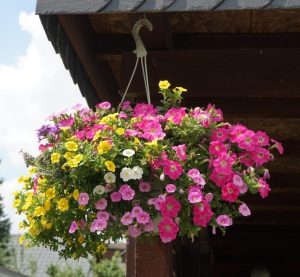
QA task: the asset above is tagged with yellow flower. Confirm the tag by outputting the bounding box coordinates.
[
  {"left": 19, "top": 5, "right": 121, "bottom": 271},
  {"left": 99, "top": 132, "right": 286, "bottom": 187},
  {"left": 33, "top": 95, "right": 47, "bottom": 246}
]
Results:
[
  {"left": 159, "top": 80, "right": 171, "bottom": 90},
  {"left": 116, "top": 128, "right": 125, "bottom": 135},
  {"left": 34, "top": 206, "right": 45, "bottom": 217},
  {"left": 28, "top": 222, "right": 40, "bottom": 236},
  {"left": 133, "top": 137, "right": 141, "bottom": 145},
  {"left": 72, "top": 189, "right": 79, "bottom": 200},
  {"left": 173, "top": 86, "right": 187, "bottom": 93},
  {"left": 78, "top": 235, "right": 84, "bottom": 244},
  {"left": 65, "top": 141, "right": 78, "bottom": 152},
  {"left": 145, "top": 140, "right": 158, "bottom": 148},
  {"left": 97, "top": 141, "right": 112, "bottom": 154},
  {"left": 93, "top": 130, "right": 101, "bottom": 141},
  {"left": 57, "top": 198, "right": 69, "bottom": 212},
  {"left": 13, "top": 199, "right": 21, "bottom": 208},
  {"left": 59, "top": 126, "right": 70, "bottom": 132},
  {"left": 22, "top": 193, "right": 33, "bottom": 211},
  {"left": 51, "top": 152, "right": 61, "bottom": 164},
  {"left": 38, "top": 177, "right": 47, "bottom": 185},
  {"left": 96, "top": 243, "right": 107, "bottom": 255},
  {"left": 18, "top": 175, "right": 30, "bottom": 184},
  {"left": 64, "top": 151, "right": 75, "bottom": 160},
  {"left": 67, "top": 154, "right": 84, "bottom": 168},
  {"left": 44, "top": 200, "right": 51, "bottom": 211},
  {"left": 45, "top": 187, "right": 56, "bottom": 200},
  {"left": 28, "top": 166, "right": 37, "bottom": 175},
  {"left": 105, "top": 160, "right": 116, "bottom": 172},
  {"left": 19, "top": 235, "right": 25, "bottom": 245},
  {"left": 45, "top": 223, "right": 52, "bottom": 229}
]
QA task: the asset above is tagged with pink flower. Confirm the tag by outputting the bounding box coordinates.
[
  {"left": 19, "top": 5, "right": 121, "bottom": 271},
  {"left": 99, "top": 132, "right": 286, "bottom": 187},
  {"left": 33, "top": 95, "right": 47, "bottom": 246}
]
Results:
[
  {"left": 78, "top": 192, "right": 89, "bottom": 206},
  {"left": 95, "top": 198, "right": 108, "bottom": 210},
  {"left": 96, "top": 101, "right": 111, "bottom": 110},
  {"left": 90, "top": 218, "right": 107, "bottom": 232},
  {"left": 133, "top": 103, "right": 157, "bottom": 117},
  {"left": 120, "top": 212, "right": 133, "bottom": 225},
  {"left": 136, "top": 211, "right": 150, "bottom": 224},
  {"left": 239, "top": 203, "right": 251, "bottom": 216},
  {"left": 158, "top": 217, "right": 179, "bottom": 243},
  {"left": 164, "top": 107, "right": 186, "bottom": 125},
  {"left": 120, "top": 185, "right": 135, "bottom": 201},
  {"left": 211, "top": 128, "right": 229, "bottom": 142},
  {"left": 210, "top": 169, "right": 233, "bottom": 187},
  {"left": 110, "top": 191, "right": 121, "bottom": 202},
  {"left": 187, "top": 168, "right": 205, "bottom": 185},
  {"left": 172, "top": 144, "right": 187, "bottom": 161},
  {"left": 139, "top": 181, "right": 151, "bottom": 192},
  {"left": 271, "top": 139, "right": 284, "bottom": 154},
  {"left": 251, "top": 147, "right": 270, "bottom": 166},
  {"left": 163, "top": 160, "right": 183, "bottom": 180},
  {"left": 205, "top": 193, "right": 214, "bottom": 202},
  {"left": 230, "top": 124, "right": 247, "bottom": 143},
  {"left": 193, "top": 200, "right": 214, "bottom": 227},
  {"left": 255, "top": 131, "right": 269, "bottom": 146},
  {"left": 239, "top": 152, "right": 254, "bottom": 167},
  {"left": 239, "top": 182, "right": 249, "bottom": 194},
  {"left": 128, "top": 225, "right": 142, "bottom": 238},
  {"left": 165, "top": 184, "right": 176, "bottom": 193},
  {"left": 121, "top": 100, "right": 132, "bottom": 111},
  {"left": 148, "top": 197, "right": 163, "bottom": 211},
  {"left": 209, "top": 141, "right": 227, "bottom": 156},
  {"left": 216, "top": 215, "right": 232, "bottom": 227},
  {"left": 232, "top": 174, "right": 244, "bottom": 187},
  {"left": 131, "top": 206, "right": 143, "bottom": 218},
  {"left": 143, "top": 220, "right": 154, "bottom": 232},
  {"left": 258, "top": 178, "right": 271, "bottom": 198},
  {"left": 97, "top": 211, "right": 110, "bottom": 221},
  {"left": 238, "top": 130, "right": 256, "bottom": 151},
  {"left": 78, "top": 219, "right": 86, "bottom": 229},
  {"left": 68, "top": 221, "right": 78, "bottom": 234},
  {"left": 221, "top": 183, "right": 240, "bottom": 202},
  {"left": 188, "top": 186, "right": 203, "bottom": 204},
  {"left": 160, "top": 195, "right": 181, "bottom": 218},
  {"left": 213, "top": 152, "right": 235, "bottom": 174}
]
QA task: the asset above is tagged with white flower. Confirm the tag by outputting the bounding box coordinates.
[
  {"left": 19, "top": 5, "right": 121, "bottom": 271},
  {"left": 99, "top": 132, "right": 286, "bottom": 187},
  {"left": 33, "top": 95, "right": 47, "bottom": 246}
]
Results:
[
  {"left": 104, "top": 172, "right": 116, "bottom": 184},
  {"left": 132, "top": 166, "right": 143, "bottom": 180},
  {"left": 160, "top": 173, "right": 165, "bottom": 181},
  {"left": 122, "top": 149, "right": 135, "bottom": 157},
  {"left": 93, "top": 185, "right": 105, "bottom": 195},
  {"left": 120, "top": 167, "right": 133, "bottom": 182}
]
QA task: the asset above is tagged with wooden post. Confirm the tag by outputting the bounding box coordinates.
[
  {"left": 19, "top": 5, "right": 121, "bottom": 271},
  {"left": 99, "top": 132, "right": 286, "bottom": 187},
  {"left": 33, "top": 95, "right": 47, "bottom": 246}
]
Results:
[{"left": 126, "top": 237, "right": 174, "bottom": 277}]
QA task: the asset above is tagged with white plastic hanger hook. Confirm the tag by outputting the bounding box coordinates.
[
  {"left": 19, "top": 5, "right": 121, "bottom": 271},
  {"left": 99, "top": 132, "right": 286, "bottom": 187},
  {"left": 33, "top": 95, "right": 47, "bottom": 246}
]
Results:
[{"left": 132, "top": 18, "right": 153, "bottom": 58}]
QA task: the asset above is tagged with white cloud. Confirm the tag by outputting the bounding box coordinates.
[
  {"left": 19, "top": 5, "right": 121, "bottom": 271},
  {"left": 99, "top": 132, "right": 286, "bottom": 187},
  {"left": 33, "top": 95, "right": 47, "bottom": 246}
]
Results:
[{"left": 0, "top": 12, "right": 87, "bottom": 234}]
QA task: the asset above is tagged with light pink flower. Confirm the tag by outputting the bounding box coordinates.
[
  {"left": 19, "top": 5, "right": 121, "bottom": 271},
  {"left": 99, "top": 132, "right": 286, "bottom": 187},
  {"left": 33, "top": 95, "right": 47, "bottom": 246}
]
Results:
[
  {"left": 95, "top": 198, "right": 108, "bottom": 210},
  {"left": 271, "top": 139, "right": 284, "bottom": 154},
  {"left": 216, "top": 215, "right": 232, "bottom": 227},
  {"left": 188, "top": 186, "right": 203, "bottom": 204},
  {"left": 165, "top": 184, "right": 176, "bottom": 193},
  {"left": 97, "top": 211, "right": 110, "bottom": 221},
  {"left": 131, "top": 206, "right": 143, "bottom": 218},
  {"left": 158, "top": 217, "right": 179, "bottom": 243},
  {"left": 128, "top": 225, "right": 141, "bottom": 238},
  {"left": 258, "top": 178, "right": 271, "bottom": 198},
  {"left": 133, "top": 103, "right": 157, "bottom": 117},
  {"left": 96, "top": 101, "right": 111, "bottom": 110},
  {"left": 78, "top": 192, "right": 89, "bottom": 206},
  {"left": 143, "top": 220, "right": 154, "bottom": 232},
  {"left": 90, "top": 218, "right": 107, "bottom": 232},
  {"left": 205, "top": 193, "right": 214, "bottom": 202},
  {"left": 120, "top": 212, "right": 133, "bottom": 226},
  {"left": 232, "top": 174, "right": 244, "bottom": 187},
  {"left": 110, "top": 191, "right": 121, "bottom": 202},
  {"left": 160, "top": 195, "right": 181, "bottom": 218},
  {"left": 121, "top": 100, "right": 132, "bottom": 111},
  {"left": 221, "top": 183, "right": 240, "bottom": 202},
  {"left": 148, "top": 197, "right": 163, "bottom": 211},
  {"left": 68, "top": 221, "right": 78, "bottom": 234},
  {"left": 172, "top": 144, "right": 187, "bottom": 161},
  {"left": 163, "top": 160, "right": 183, "bottom": 180},
  {"left": 239, "top": 203, "right": 251, "bottom": 216},
  {"left": 120, "top": 185, "right": 135, "bottom": 201},
  {"left": 187, "top": 168, "right": 205, "bottom": 185},
  {"left": 136, "top": 211, "right": 150, "bottom": 224},
  {"left": 239, "top": 182, "right": 248, "bottom": 194},
  {"left": 139, "top": 181, "right": 151, "bottom": 192}
]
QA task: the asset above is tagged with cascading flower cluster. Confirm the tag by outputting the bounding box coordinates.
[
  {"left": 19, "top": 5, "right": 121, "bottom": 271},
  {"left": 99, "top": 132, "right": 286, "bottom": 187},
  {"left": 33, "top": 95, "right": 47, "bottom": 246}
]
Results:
[{"left": 13, "top": 81, "right": 283, "bottom": 259}]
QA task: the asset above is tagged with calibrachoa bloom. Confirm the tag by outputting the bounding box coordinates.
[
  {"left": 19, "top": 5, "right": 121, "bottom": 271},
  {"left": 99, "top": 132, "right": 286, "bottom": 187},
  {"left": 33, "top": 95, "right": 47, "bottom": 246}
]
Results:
[{"left": 14, "top": 81, "right": 282, "bottom": 259}]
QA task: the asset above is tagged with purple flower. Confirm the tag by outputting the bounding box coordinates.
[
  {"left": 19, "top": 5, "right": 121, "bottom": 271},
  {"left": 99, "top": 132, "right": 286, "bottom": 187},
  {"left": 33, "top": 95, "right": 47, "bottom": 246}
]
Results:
[
  {"left": 97, "top": 211, "right": 110, "bottom": 221},
  {"left": 90, "top": 218, "right": 107, "bottom": 232},
  {"left": 139, "top": 181, "right": 151, "bottom": 192},
  {"left": 136, "top": 211, "right": 150, "bottom": 224},
  {"left": 120, "top": 185, "right": 135, "bottom": 201},
  {"left": 78, "top": 193, "right": 89, "bottom": 206},
  {"left": 36, "top": 124, "right": 58, "bottom": 141},
  {"left": 110, "top": 192, "right": 121, "bottom": 202},
  {"left": 68, "top": 221, "right": 78, "bottom": 234},
  {"left": 120, "top": 212, "right": 133, "bottom": 226},
  {"left": 58, "top": 118, "right": 74, "bottom": 127},
  {"left": 128, "top": 225, "right": 141, "bottom": 238},
  {"left": 95, "top": 198, "right": 107, "bottom": 210},
  {"left": 239, "top": 203, "right": 251, "bottom": 216}
]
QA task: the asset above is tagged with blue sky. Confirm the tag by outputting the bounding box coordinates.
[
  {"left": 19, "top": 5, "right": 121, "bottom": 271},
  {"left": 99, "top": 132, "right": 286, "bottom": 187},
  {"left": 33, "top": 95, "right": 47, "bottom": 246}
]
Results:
[{"left": 0, "top": 1, "right": 87, "bottom": 233}]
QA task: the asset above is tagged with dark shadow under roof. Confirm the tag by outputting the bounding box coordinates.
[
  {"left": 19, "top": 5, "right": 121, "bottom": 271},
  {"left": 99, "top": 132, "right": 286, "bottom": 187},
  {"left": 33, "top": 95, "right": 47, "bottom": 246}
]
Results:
[{"left": 36, "top": 0, "right": 300, "bottom": 14}]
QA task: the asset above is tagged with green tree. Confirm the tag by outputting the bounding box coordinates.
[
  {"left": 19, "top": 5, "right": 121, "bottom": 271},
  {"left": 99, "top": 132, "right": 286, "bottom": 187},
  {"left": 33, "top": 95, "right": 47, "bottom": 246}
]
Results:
[
  {"left": 46, "top": 264, "right": 85, "bottom": 277},
  {"left": 0, "top": 160, "right": 12, "bottom": 266}
]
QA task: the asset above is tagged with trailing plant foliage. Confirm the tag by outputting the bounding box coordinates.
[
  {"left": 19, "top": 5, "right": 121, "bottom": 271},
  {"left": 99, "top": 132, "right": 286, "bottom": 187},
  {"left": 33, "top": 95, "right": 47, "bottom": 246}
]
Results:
[{"left": 14, "top": 81, "right": 283, "bottom": 259}]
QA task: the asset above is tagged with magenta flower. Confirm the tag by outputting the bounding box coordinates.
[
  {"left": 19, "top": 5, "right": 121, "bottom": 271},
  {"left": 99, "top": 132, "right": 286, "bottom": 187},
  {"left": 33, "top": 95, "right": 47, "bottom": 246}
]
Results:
[
  {"left": 230, "top": 124, "right": 247, "bottom": 143},
  {"left": 239, "top": 203, "right": 251, "bottom": 216},
  {"left": 216, "top": 215, "right": 232, "bottom": 227},
  {"left": 188, "top": 186, "right": 203, "bottom": 204},
  {"left": 96, "top": 101, "right": 111, "bottom": 110},
  {"left": 193, "top": 201, "right": 214, "bottom": 227},
  {"left": 121, "top": 100, "right": 132, "bottom": 111},
  {"left": 95, "top": 198, "right": 107, "bottom": 210},
  {"left": 209, "top": 141, "right": 227, "bottom": 156},
  {"left": 251, "top": 147, "right": 270, "bottom": 166},
  {"left": 68, "top": 221, "right": 78, "bottom": 234},
  {"left": 90, "top": 218, "right": 107, "bottom": 232},
  {"left": 238, "top": 130, "right": 256, "bottom": 151},
  {"left": 239, "top": 152, "right": 254, "bottom": 167},
  {"left": 163, "top": 160, "right": 183, "bottom": 180},
  {"left": 120, "top": 185, "right": 135, "bottom": 201},
  {"left": 172, "top": 144, "right": 187, "bottom": 161},
  {"left": 128, "top": 225, "right": 142, "bottom": 238},
  {"left": 133, "top": 103, "right": 157, "bottom": 117},
  {"left": 213, "top": 152, "right": 235, "bottom": 175},
  {"left": 158, "top": 217, "right": 179, "bottom": 243},
  {"left": 110, "top": 191, "right": 121, "bottom": 202},
  {"left": 210, "top": 169, "right": 233, "bottom": 187},
  {"left": 120, "top": 212, "right": 133, "bottom": 225},
  {"left": 165, "top": 184, "right": 176, "bottom": 193},
  {"left": 164, "top": 107, "right": 186, "bottom": 125},
  {"left": 271, "top": 139, "right": 284, "bottom": 155},
  {"left": 222, "top": 182, "right": 240, "bottom": 202},
  {"left": 139, "top": 181, "right": 151, "bottom": 192},
  {"left": 136, "top": 211, "right": 150, "bottom": 224},
  {"left": 160, "top": 195, "right": 181, "bottom": 218},
  {"left": 78, "top": 192, "right": 89, "bottom": 206},
  {"left": 97, "top": 211, "right": 110, "bottom": 221},
  {"left": 211, "top": 127, "right": 229, "bottom": 142},
  {"left": 254, "top": 131, "right": 269, "bottom": 146},
  {"left": 258, "top": 178, "right": 271, "bottom": 198}
]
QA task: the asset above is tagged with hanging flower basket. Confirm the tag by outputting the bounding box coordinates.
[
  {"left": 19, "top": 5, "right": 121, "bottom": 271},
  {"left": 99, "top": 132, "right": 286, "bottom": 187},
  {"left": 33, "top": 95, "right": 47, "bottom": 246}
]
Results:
[{"left": 14, "top": 81, "right": 283, "bottom": 259}]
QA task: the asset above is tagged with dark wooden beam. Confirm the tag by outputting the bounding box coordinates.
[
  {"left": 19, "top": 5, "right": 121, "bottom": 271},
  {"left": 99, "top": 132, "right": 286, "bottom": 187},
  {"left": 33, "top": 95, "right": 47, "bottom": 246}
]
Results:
[{"left": 58, "top": 15, "right": 121, "bottom": 107}]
